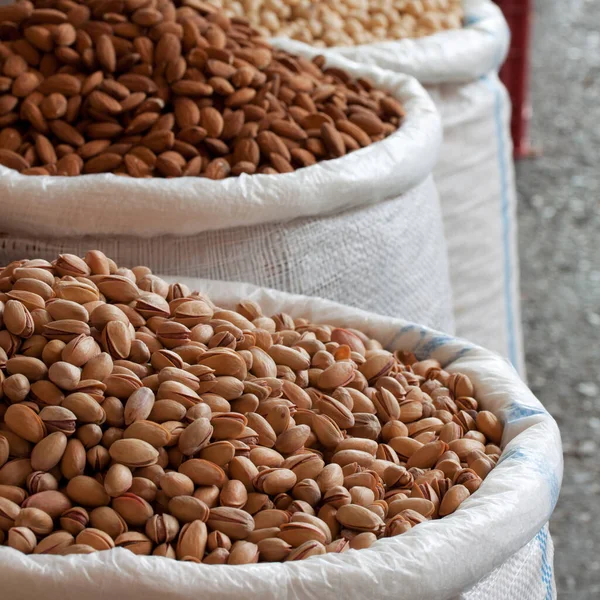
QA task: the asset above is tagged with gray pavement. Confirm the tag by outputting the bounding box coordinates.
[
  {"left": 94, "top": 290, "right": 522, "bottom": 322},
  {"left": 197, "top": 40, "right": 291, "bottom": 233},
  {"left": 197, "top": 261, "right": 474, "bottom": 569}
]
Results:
[{"left": 516, "top": 0, "right": 600, "bottom": 597}]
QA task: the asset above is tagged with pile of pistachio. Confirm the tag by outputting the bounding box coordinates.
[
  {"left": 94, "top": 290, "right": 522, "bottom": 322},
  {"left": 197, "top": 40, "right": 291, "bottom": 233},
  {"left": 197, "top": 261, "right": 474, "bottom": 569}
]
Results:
[{"left": 0, "top": 251, "right": 503, "bottom": 562}]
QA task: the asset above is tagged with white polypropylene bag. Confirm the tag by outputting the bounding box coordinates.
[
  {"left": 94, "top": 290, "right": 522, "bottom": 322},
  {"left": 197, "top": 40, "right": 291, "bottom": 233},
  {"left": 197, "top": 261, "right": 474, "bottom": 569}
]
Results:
[
  {"left": 0, "top": 280, "right": 562, "bottom": 600},
  {"left": 272, "top": 0, "right": 524, "bottom": 376},
  {"left": 0, "top": 58, "right": 453, "bottom": 333}
]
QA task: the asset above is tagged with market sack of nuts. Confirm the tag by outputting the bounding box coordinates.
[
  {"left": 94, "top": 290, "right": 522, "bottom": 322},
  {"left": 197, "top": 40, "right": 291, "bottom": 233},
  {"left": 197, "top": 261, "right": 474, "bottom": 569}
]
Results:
[
  {"left": 0, "top": 253, "right": 562, "bottom": 600},
  {"left": 260, "top": 0, "right": 524, "bottom": 376},
  {"left": 0, "top": 0, "right": 452, "bottom": 334}
]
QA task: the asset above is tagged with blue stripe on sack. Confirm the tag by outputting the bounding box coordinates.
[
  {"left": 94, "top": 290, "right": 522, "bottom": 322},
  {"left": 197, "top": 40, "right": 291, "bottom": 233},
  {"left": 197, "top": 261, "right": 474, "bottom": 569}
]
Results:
[
  {"left": 386, "top": 328, "right": 476, "bottom": 368},
  {"left": 387, "top": 325, "right": 426, "bottom": 350},
  {"left": 483, "top": 74, "right": 518, "bottom": 371},
  {"left": 463, "top": 15, "right": 482, "bottom": 27},
  {"left": 505, "top": 402, "right": 549, "bottom": 421},
  {"left": 537, "top": 527, "right": 555, "bottom": 600}
]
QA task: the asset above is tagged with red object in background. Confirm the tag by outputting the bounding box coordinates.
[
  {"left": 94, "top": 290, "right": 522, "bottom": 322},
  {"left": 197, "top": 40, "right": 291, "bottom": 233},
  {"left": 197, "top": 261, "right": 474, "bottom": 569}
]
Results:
[{"left": 495, "top": 0, "right": 533, "bottom": 158}]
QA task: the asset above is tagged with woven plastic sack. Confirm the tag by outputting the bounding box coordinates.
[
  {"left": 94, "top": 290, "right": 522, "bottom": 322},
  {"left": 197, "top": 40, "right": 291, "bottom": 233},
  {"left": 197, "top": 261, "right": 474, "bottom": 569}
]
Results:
[
  {"left": 272, "top": 0, "right": 524, "bottom": 375},
  {"left": 0, "top": 59, "right": 453, "bottom": 333},
  {"left": 0, "top": 279, "right": 562, "bottom": 600}
]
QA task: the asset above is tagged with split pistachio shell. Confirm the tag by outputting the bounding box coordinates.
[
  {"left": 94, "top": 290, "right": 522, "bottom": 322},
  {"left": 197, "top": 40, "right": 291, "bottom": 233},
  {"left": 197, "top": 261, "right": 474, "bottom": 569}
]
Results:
[
  {"left": 115, "top": 532, "right": 153, "bottom": 555},
  {"left": 176, "top": 520, "right": 207, "bottom": 561},
  {"left": 207, "top": 507, "right": 255, "bottom": 540},
  {"left": 34, "top": 530, "right": 75, "bottom": 554},
  {"left": 76, "top": 527, "right": 115, "bottom": 551},
  {"left": 8, "top": 526, "right": 37, "bottom": 553}
]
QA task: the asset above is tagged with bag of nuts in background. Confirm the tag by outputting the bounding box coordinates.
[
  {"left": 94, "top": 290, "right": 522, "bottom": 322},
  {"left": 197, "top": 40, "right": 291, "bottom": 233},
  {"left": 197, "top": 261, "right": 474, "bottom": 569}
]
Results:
[
  {"left": 0, "top": 261, "right": 561, "bottom": 600},
  {"left": 0, "top": 0, "right": 451, "bottom": 332},
  {"left": 268, "top": 0, "right": 524, "bottom": 377},
  {"left": 212, "top": 0, "right": 465, "bottom": 45}
]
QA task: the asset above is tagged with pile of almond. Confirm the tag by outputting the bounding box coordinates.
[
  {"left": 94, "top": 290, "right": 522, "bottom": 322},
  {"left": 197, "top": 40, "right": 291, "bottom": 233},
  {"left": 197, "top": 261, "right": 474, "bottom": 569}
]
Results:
[
  {"left": 0, "top": 0, "right": 405, "bottom": 178},
  {"left": 0, "top": 251, "right": 503, "bottom": 563}
]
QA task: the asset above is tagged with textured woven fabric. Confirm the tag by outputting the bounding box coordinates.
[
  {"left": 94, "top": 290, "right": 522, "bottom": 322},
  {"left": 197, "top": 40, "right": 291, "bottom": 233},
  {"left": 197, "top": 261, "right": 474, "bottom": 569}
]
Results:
[
  {"left": 430, "top": 74, "right": 523, "bottom": 376},
  {"left": 460, "top": 525, "right": 556, "bottom": 600},
  {"left": 272, "top": 0, "right": 525, "bottom": 376},
  {"left": 0, "top": 176, "right": 454, "bottom": 334},
  {"left": 272, "top": 0, "right": 509, "bottom": 85}
]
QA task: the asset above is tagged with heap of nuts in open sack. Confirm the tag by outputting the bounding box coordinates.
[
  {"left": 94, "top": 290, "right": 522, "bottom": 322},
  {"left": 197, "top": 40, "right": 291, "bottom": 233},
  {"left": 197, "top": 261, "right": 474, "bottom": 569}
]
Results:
[
  {"left": 212, "top": 0, "right": 464, "bottom": 47},
  {"left": 0, "top": 252, "right": 503, "bottom": 562},
  {"left": 0, "top": 0, "right": 405, "bottom": 178}
]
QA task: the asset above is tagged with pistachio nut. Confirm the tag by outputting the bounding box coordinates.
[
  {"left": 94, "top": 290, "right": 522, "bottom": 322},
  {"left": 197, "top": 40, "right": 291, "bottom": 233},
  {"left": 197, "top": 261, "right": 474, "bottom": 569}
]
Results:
[
  {"left": 326, "top": 538, "right": 350, "bottom": 553},
  {"left": 179, "top": 459, "right": 226, "bottom": 487},
  {"left": 152, "top": 542, "right": 176, "bottom": 559},
  {"left": 277, "top": 521, "right": 327, "bottom": 547},
  {"left": 0, "top": 484, "right": 27, "bottom": 505},
  {"left": 112, "top": 493, "right": 154, "bottom": 526},
  {"left": 257, "top": 537, "right": 291, "bottom": 562},
  {"left": 335, "top": 504, "right": 385, "bottom": 534},
  {"left": 6, "top": 356, "right": 48, "bottom": 381},
  {"left": 145, "top": 513, "right": 180, "bottom": 544},
  {"left": 178, "top": 418, "right": 213, "bottom": 456},
  {"left": 104, "top": 464, "right": 133, "bottom": 498},
  {"left": 30, "top": 432, "right": 68, "bottom": 472},
  {"left": 40, "top": 406, "right": 77, "bottom": 436},
  {"left": 211, "top": 412, "right": 248, "bottom": 440},
  {"left": 220, "top": 480, "right": 248, "bottom": 509},
  {"left": 8, "top": 526, "right": 37, "bottom": 553},
  {"left": 15, "top": 507, "right": 54, "bottom": 535},
  {"left": 197, "top": 547, "right": 225, "bottom": 564},
  {"left": 115, "top": 531, "right": 153, "bottom": 555},
  {"left": 199, "top": 441, "right": 236, "bottom": 467},
  {"left": 61, "top": 438, "right": 87, "bottom": 480},
  {"left": 129, "top": 476, "right": 158, "bottom": 503},
  {"left": 123, "top": 420, "right": 170, "bottom": 448},
  {"left": 4, "top": 300, "right": 35, "bottom": 339},
  {"left": 253, "top": 468, "right": 297, "bottom": 495},
  {"left": 207, "top": 507, "right": 255, "bottom": 540},
  {"left": 109, "top": 439, "right": 159, "bottom": 468},
  {"left": 168, "top": 496, "right": 210, "bottom": 524},
  {"left": 227, "top": 540, "right": 259, "bottom": 564},
  {"left": 88, "top": 506, "right": 127, "bottom": 539},
  {"left": 34, "top": 530, "right": 75, "bottom": 554},
  {"left": 176, "top": 519, "right": 207, "bottom": 560},
  {"left": 291, "top": 513, "right": 332, "bottom": 544},
  {"left": 29, "top": 380, "right": 65, "bottom": 407},
  {"left": 81, "top": 353, "right": 114, "bottom": 382},
  {"left": 315, "top": 463, "right": 344, "bottom": 493},
  {"left": 4, "top": 404, "right": 47, "bottom": 443},
  {"left": 66, "top": 476, "right": 110, "bottom": 508},
  {"left": 312, "top": 414, "right": 344, "bottom": 449},
  {"left": 475, "top": 411, "right": 503, "bottom": 445},
  {"left": 56, "top": 543, "right": 98, "bottom": 555},
  {"left": 60, "top": 507, "right": 90, "bottom": 536},
  {"left": 48, "top": 361, "right": 81, "bottom": 391},
  {"left": 76, "top": 527, "right": 115, "bottom": 551},
  {"left": 160, "top": 472, "right": 194, "bottom": 499},
  {"left": 0, "top": 496, "right": 21, "bottom": 531},
  {"left": 62, "top": 335, "right": 101, "bottom": 367}
]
